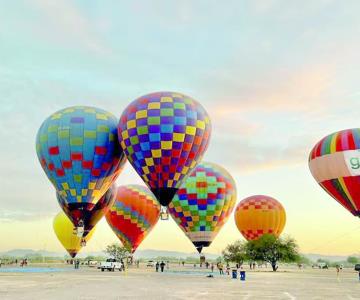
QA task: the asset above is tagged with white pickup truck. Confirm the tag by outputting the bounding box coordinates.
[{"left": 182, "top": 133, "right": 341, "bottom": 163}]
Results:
[{"left": 99, "top": 258, "right": 122, "bottom": 272}]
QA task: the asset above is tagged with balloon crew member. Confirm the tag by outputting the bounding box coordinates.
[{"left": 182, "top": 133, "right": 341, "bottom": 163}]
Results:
[
  {"left": 160, "top": 261, "right": 165, "bottom": 272},
  {"left": 155, "top": 262, "right": 159, "bottom": 272}
]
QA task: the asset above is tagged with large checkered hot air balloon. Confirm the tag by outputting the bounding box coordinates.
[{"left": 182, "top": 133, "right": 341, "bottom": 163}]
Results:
[
  {"left": 168, "top": 162, "right": 236, "bottom": 253},
  {"left": 118, "top": 92, "right": 211, "bottom": 206},
  {"left": 106, "top": 185, "right": 161, "bottom": 253},
  {"left": 234, "top": 195, "right": 286, "bottom": 241},
  {"left": 309, "top": 129, "right": 360, "bottom": 217},
  {"left": 36, "top": 106, "right": 126, "bottom": 235},
  {"left": 53, "top": 212, "right": 95, "bottom": 258}
]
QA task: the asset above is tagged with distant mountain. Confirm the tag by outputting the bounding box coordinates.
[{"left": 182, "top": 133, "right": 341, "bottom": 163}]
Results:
[
  {"left": 1, "top": 249, "right": 62, "bottom": 257},
  {"left": 133, "top": 249, "right": 220, "bottom": 260},
  {"left": 304, "top": 253, "right": 354, "bottom": 263},
  {"left": 1, "top": 249, "right": 355, "bottom": 262},
  {"left": 0, "top": 248, "right": 219, "bottom": 259}
]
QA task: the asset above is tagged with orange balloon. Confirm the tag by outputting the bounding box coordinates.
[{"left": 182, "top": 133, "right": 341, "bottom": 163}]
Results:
[
  {"left": 234, "top": 195, "right": 286, "bottom": 241},
  {"left": 106, "top": 185, "right": 160, "bottom": 253}
]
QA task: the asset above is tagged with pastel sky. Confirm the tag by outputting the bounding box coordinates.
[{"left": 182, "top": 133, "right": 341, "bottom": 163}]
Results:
[{"left": 1, "top": 0, "right": 360, "bottom": 256}]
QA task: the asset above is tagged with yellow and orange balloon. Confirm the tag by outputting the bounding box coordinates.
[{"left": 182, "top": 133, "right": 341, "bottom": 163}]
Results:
[
  {"left": 53, "top": 212, "right": 95, "bottom": 258},
  {"left": 234, "top": 195, "right": 286, "bottom": 241}
]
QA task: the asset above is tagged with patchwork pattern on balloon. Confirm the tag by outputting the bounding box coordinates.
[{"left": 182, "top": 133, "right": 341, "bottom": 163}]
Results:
[{"left": 118, "top": 92, "right": 211, "bottom": 206}]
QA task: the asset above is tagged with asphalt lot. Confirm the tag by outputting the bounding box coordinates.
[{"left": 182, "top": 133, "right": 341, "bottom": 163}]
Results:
[{"left": 0, "top": 264, "right": 359, "bottom": 299}]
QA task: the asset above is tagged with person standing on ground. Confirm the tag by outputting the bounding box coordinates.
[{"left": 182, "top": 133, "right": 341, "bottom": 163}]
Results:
[
  {"left": 160, "top": 261, "right": 165, "bottom": 272},
  {"left": 211, "top": 263, "right": 214, "bottom": 273},
  {"left": 226, "top": 263, "right": 230, "bottom": 275},
  {"left": 155, "top": 262, "right": 159, "bottom": 272},
  {"left": 218, "top": 263, "right": 224, "bottom": 275},
  {"left": 336, "top": 265, "right": 340, "bottom": 278}
]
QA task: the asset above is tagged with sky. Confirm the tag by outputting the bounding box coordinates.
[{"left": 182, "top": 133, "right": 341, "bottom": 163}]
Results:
[{"left": 1, "top": 0, "right": 360, "bottom": 256}]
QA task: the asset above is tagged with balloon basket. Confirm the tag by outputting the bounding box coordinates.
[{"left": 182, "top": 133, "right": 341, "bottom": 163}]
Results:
[{"left": 160, "top": 207, "right": 169, "bottom": 220}]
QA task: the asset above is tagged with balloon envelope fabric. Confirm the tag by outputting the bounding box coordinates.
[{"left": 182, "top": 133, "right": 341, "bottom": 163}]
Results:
[
  {"left": 234, "top": 195, "right": 286, "bottom": 241},
  {"left": 118, "top": 92, "right": 211, "bottom": 206},
  {"left": 53, "top": 212, "right": 95, "bottom": 258},
  {"left": 309, "top": 128, "right": 360, "bottom": 216},
  {"left": 106, "top": 185, "right": 161, "bottom": 253},
  {"left": 36, "top": 106, "right": 126, "bottom": 227},
  {"left": 57, "top": 185, "right": 116, "bottom": 237},
  {"left": 168, "top": 162, "right": 236, "bottom": 253}
]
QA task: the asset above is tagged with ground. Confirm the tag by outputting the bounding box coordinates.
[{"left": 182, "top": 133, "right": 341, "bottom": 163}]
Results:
[{"left": 0, "top": 264, "right": 359, "bottom": 299}]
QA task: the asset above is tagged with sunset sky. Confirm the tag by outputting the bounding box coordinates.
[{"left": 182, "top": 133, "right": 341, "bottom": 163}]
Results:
[{"left": 1, "top": 1, "right": 360, "bottom": 256}]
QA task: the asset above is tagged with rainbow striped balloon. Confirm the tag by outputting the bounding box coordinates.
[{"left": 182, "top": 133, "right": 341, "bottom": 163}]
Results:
[{"left": 309, "top": 128, "right": 360, "bottom": 216}]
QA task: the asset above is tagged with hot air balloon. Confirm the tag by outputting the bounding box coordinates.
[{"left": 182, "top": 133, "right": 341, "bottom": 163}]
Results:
[
  {"left": 118, "top": 92, "right": 211, "bottom": 206},
  {"left": 36, "top": 106, "right": 126, "bottom": 234},
  {"left": 57, "top": 185, "right": 116, "bottom": 238},
  {"left": 234, "top": 195, "right": 286, "bottom": 241},
  {"left": 106, "top": 185, "right": 161, "bottom": 253},
  {"left": 168, "top": 162, "right": 236, "bottom": 253},
  {"left": 53, "top": 212, "right": 95, "bottom": 258},
  {"left": 309, "top": 129, "right": 360, "bottom": 216}
]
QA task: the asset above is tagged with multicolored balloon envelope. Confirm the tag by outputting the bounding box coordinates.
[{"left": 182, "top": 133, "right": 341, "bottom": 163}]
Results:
[
  {"left": 118, "top": 92, "right": 211, "bottom": 206},
  {"left": 106, "top": 185, "right": 161, "bottom": 253},
  {"left": 234, "top": 195, "right": 286, "bottom": 241},
  {"left": 309, "top": 129, "right": 360, "bottom": 216},
  {"left": 57, "top": 185, "right": 116, "bottom": 237},
  {"left": 53, "top": 212, "right": 95, "bottom": 258},
  {"left": 36, "top": 106, "right": 126, "bottom": 230},
  {"left": 168, "top": 162, "right": 236, "bottom": 253}
]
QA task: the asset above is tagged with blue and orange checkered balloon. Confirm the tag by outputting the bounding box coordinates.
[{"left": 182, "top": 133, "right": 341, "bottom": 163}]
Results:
[
  {"left": 36, "top": 106, "right": 126, "bottom": 229},
  {"left": 168, "top": 162, "right": 236, "bottom": 253},
  {"left": 118, "top": 92, "right": 211, "bottom": 206}
]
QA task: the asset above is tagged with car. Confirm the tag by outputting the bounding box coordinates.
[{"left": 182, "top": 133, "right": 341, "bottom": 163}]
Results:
[
  {"left": 99, "top": 258, "right": 123, "bottom": 272},
  {"left": 146, "top": 260, "right": 155, "bottom": 267}
]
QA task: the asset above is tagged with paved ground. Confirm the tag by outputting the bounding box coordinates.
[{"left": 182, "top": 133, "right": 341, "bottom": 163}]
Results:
[{"left": 0, "top": 264, "right": 359, "bottom": 299}]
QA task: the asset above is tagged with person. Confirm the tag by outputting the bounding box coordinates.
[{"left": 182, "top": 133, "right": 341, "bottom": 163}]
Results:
[
  {"left": 182, "top": 261, "right": 185, "bottom": 266},
  {"left": 336, "top": 265, "right": 340, "bottom": 277},
  {"left": 155, "top": 262, "right": 159, "bottom": 272},
  {"left": 252, "top": 262, "right": 256, "bottom": 269},
  {"left": 160, "top": 261, "right": 165, "bottom": 272},
  {"left": 136, "top": 260, "right": 139, "bottom": 268},
  {"left": 206, "top": 262, "right": 209, "bottom": 269},
  {"left": 211, "top": 263, "right": 214, "bottom": 273},
  {"left": 249, "top": 262, "right": 252, "bottom": 270},
  {"left": 218, "top": 263, "right": 224, "bottom": 275},
  {"left": 226, "top": 263, "right": 230, "bottom": 275}
]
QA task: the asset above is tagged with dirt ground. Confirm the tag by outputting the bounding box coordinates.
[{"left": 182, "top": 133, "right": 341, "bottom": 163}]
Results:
[{"left": 0, "top": 264, "right": 359, "bottom": 299}]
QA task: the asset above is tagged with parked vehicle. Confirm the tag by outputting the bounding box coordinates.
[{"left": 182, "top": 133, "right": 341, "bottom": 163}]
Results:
[
  {"left": 99, "top": 258, "right": 122, "bottom": 272},
  {"left": 146, "top": 260, "right": 155, "bottom": 267}
]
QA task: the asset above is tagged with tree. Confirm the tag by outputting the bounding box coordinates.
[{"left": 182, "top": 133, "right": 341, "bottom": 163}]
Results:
[
  {"left": 222, "top": 240, "right": 247, "bottom": 266},
  {"left": 245, "top": 234, "right": 300, "bottom": 272},
  {"left": 347, "top": 256, "right": 359, "bottom": 264},
  {"left": 298, "top": 255, "right": 312, "bottom": 266},
  {"left": 104, "top": 243, "right": 131, "bottom": 261}
]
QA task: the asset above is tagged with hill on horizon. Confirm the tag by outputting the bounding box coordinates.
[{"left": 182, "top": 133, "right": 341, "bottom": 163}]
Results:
[{"left": 0, "top": 248, "right": 357, "bottom": 263}]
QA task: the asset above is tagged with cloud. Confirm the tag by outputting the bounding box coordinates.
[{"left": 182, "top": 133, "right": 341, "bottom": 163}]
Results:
[{"left": 202, "top": 63, "right": 335, "bottom": 115}]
